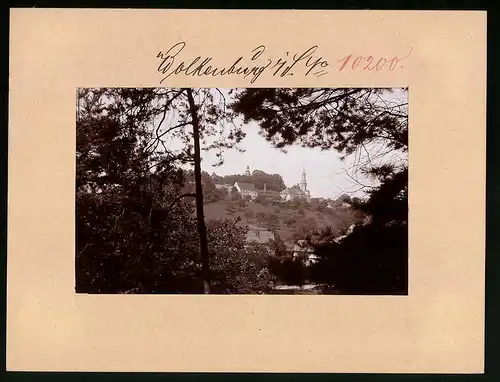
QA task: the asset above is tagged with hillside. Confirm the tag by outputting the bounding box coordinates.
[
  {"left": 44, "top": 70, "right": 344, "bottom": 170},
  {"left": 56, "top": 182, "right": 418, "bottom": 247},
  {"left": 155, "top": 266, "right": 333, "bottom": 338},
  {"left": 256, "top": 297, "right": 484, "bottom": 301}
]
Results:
[{"left": 203, "top": 198, "right": 361, "bottom": 244}]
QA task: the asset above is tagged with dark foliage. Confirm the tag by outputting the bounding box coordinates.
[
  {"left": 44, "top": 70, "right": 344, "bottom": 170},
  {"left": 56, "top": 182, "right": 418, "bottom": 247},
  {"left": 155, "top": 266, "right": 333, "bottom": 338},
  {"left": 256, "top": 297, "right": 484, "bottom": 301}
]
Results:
[
  {"left": 310, "top": 224, "right": 408, "bottom": 294},
  {"left": 231, "top": 88, "right": 407, "bottom": 155},
  {"left": 212, "top": 170, "right": 286, "bottom": 192},
  {"left": 231, "top": 87, "right": 409, "bottom": 294},
  {"left": 270, "top": 258, "right": 308, "bottom": 287},
  {"left": 76, "top": 88, "right": 274, "bottom": 294}
]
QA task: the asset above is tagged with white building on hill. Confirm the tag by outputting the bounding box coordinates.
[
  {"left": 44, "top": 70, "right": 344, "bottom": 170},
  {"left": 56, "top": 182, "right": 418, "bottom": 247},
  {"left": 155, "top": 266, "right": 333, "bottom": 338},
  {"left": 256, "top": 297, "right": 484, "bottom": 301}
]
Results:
[{"left": 234, "top": 181, "right": 259, "bottom": 199}]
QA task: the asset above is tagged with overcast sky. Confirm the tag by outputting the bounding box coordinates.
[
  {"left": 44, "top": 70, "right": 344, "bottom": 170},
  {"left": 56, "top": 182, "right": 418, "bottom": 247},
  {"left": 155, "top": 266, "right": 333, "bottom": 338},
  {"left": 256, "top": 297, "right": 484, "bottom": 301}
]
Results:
[
  {"left": 199, "top": 121, "right": 362, "bottom": 199},
  {"left": 159, "top": 87, "right": 407, "bottom": 200}
]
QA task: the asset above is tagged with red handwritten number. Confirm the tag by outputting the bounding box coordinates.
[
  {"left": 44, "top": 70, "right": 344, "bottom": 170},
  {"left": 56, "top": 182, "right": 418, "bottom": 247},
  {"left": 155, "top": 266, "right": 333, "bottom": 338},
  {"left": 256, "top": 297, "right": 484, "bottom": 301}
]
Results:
[
  {"left": 363, "top": 56, "right": 374, "bottom": 70},
  {"left": 338, "top": 48, "right": 412, "bottom": 72},
  {"left": 351, "top": 56, "right": 363, "bottom": 69},
  {"left": 388, "top": 57, "right": 399, "bottom": 71},
  {"left": 375, "top": 58, "right": 386, "bottom": 71},
  {"left": 338, "top": 54, "right": 351, "bottom": 71}
]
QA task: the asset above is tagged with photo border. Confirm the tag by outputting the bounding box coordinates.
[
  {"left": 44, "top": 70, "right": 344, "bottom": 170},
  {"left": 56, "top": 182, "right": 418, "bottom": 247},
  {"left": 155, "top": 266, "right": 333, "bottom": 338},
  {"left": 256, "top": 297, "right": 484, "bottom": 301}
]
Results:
[{"left": 3, "top": 1, "right": 496, "bottom": 381}]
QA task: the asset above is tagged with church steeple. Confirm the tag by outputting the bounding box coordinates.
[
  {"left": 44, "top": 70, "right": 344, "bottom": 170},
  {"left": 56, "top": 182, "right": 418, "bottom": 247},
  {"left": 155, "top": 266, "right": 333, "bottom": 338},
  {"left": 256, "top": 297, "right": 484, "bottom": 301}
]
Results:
[
  {"left": 245, "top": 165, "right": 251, "bottom": 176},
  {"left": 300, "top": 167, "right": 307, "bottom": 192}
]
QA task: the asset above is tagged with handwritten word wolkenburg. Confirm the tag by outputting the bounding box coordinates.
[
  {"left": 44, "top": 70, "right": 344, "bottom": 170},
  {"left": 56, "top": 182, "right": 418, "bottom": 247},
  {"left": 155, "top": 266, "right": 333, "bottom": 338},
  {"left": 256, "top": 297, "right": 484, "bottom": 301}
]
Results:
[{"left": 156, "top": 42, "right": 329, "bottom": 84}]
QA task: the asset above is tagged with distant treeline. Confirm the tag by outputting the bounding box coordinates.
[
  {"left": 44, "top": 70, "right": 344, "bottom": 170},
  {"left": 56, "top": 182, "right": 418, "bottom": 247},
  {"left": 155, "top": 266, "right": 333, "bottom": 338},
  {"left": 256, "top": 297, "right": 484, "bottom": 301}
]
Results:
[
  {"left": 210, "top": 170, "right": 287, "bottom": 192},
  {"left": 182, "top": 169, "right": 361, "bottom": 205}
]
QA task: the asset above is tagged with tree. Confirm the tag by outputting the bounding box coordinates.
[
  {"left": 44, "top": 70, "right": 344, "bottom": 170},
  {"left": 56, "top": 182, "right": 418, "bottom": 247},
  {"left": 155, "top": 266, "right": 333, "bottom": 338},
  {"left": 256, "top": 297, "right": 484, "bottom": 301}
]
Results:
[
  {"left": 337, "top": 194, "right": 352, "bottom": 204},
  {"left": 231, "top": 87, "right": 408, "bottom": 294},
  {"left": 76, "top": 89, "right": 202, "bottom": 293},
  {"left": 292, "top": 221, "right": 316, "bottom": 242},
  {"left": 185, "top": 88, "right": 211, "bottom": 293},
  {"left": 217, "top": 171, "right": 286, "bottom": 192},
  {"left": 269, "top": 234, "right": 288, "bottom": 258},
  {"left": 265, "top": 214, "right": 280, "bottom": 230},
  {"left": 206, "top": 218, "right": 275, "bottom": 294},
  {"left": 204, "top": 187, "right": 226, "bottom": 203},
  {"left": 310, "top": 223, "right": 407, "bottom": 294},
  {"left": 319, "top": 225, "right": 335, "bottom": 239},
  {"left": 230, "top": 186, "right": 241, "bottom": 201},
  {"left": 231, "top": 88, "right": 407, "bottom": 154},
  {"left": 77, "top": 88, "right": 245, "bottom": 294},
  {"left": 270, "top": 257, "right": 308, "bottom": 287},
  {"left": 256, "top": 212, "right": 267, "bottom": 226},
  {"left": 284, "top": 217, "right": 296, "bottom": 228}
]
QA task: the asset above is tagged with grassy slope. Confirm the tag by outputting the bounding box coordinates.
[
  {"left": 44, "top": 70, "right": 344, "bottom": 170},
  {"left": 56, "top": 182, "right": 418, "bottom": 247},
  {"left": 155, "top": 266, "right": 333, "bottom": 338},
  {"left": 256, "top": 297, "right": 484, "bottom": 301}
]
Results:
[{"left": 203, "top": 199, "right": 354, "bottom": 243}]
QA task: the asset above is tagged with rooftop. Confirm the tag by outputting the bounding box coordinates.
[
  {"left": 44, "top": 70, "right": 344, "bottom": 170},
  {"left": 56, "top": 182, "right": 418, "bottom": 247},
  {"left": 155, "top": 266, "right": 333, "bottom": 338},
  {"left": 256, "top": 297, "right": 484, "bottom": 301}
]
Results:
[
  {"left": 235, "top": 182, "right": 257, "bottom": 191},
  {"left": 280, "top": 187, "right": 308, "bottom": 196},
  {"left": 245, "top": 226, "right": 275, "bottom": 243}
]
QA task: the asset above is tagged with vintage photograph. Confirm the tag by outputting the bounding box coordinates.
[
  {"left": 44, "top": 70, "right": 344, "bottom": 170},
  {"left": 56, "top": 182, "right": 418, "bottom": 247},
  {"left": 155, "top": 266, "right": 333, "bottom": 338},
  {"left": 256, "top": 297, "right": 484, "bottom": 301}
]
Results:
[{"left": 76, "top": 87, "right": 408, "bottom": 295}]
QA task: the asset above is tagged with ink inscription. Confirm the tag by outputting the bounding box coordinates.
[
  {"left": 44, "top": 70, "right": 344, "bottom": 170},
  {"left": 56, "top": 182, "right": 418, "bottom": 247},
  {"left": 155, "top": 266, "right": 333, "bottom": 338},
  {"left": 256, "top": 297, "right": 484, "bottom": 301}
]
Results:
[{"left": 155, "top": 42, "right": 412, "bottom": 84}]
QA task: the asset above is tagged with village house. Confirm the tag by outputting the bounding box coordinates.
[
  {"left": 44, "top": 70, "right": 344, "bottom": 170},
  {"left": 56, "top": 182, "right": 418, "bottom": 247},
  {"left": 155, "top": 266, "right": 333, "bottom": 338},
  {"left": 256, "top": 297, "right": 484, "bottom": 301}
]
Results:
[
  {"left": 259, "top": 190, "right": 281, "bottom": 201},
  {"left": 245, "top": 224, "right": 275, "bottom": 244},
  {"left": 255, "top": 182, "right": 281, "bottom": 201},
  {"left": 280, "top": 187, "right": 310, "bottom": 202},
  {"left": 214, "top": 183, "right": 233, "bottom": 193},
  {"left": 289, "top": 239, "right": 319, "bottom": 266},
  {"left": 244, "top": 224, "right": 276, "bottom": 255},
  {"left": 234, "top": 181, "right": 259, "bottom": 199}
]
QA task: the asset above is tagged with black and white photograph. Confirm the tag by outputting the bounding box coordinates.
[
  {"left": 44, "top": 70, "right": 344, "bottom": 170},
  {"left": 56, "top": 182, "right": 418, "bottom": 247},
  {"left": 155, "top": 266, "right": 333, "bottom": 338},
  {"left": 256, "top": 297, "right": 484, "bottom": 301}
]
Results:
[{"left": 76, "top": 87, "right": 408, "bottom": 295}]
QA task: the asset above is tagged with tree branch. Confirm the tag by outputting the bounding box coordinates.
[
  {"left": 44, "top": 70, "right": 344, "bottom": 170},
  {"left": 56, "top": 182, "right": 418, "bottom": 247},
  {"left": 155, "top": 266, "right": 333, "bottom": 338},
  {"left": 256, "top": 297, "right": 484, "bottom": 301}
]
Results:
[
  {"left": 145, "top": 89, "right": 186, "bottom": 153},
  {"left": 166, "top": 193, "right": 196, "bottom": 213}
]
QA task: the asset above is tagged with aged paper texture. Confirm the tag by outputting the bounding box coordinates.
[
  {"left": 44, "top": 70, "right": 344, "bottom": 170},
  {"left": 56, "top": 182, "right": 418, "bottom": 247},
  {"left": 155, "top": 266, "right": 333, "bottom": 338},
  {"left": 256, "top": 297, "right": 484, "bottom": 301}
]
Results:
[{"left": 8, "top": 9, "right": 486, "bottom": 372}]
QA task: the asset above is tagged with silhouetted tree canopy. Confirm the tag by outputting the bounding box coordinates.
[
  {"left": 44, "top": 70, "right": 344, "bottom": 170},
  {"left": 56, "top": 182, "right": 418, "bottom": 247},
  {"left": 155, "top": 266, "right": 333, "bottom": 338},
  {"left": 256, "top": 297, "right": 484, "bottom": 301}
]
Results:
[
  {"left": 76, "top": 88, "right": 270, "bottom": 294},
  {"left": 231, "top": 87, "right": 409, "bottom": 294}
]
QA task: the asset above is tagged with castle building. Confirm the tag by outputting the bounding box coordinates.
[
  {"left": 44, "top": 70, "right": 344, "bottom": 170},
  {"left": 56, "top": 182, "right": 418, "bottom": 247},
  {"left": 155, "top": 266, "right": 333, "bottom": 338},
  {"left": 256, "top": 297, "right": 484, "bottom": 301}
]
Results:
[{"left": 244, "top": 165, "right": 251, "bottom": 176}]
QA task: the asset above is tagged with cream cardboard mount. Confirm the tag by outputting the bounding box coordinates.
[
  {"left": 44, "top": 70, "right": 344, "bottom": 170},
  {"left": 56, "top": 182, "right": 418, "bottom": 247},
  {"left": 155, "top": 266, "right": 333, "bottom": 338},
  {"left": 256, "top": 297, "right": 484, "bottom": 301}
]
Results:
[{"left": 7, "top": 9, "right": 486, "bottom": 373}]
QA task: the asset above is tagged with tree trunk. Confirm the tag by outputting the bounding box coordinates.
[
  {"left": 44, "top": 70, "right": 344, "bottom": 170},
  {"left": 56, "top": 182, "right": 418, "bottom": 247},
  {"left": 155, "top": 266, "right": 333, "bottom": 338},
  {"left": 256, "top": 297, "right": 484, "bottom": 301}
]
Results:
[{"left": 185, "top": 88, "right": 211, "bottom": 294}]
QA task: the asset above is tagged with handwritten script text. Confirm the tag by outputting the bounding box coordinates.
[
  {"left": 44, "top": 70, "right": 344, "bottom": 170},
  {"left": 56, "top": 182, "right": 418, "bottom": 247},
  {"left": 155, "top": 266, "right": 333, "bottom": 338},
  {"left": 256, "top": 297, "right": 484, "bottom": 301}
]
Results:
[{"left": 155, "top": 42, "right": 412, "bottom": 84}]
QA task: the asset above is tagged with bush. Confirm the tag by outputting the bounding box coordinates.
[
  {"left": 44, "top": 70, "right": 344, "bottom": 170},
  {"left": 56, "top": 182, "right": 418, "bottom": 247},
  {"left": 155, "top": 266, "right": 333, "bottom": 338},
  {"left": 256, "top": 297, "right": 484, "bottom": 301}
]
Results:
[
  {"left": 76, "top": 183, "right": 203, "bottom": 294},
  {"left": 235, "top": 199, "right": 247, "bottom": 208},
  {"left": 207, "top": 220, "right": 276, "bottom": 294},
  {"left": 256, "top": 212, "right": 267, "bottom": 225},
  {"left": 310, "top": 223, "right": 408, "bottom": 294},
  {"left": 270, "top": 257, "right": 307, "bottom": 286}
]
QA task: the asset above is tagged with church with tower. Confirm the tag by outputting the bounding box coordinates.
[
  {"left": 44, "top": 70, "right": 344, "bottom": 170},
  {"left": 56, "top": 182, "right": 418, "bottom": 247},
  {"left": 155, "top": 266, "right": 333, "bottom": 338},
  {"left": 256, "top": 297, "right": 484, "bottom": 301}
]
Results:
[
  {"left": 279, "top": 167, "right": 311, "bottom": 202},
  {"left": 226, "top": 165, "right": 311, "bottom": 202}
]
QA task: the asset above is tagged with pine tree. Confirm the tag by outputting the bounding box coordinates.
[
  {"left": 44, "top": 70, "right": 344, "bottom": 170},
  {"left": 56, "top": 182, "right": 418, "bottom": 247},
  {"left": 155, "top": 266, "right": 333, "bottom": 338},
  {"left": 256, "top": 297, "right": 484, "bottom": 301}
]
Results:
[{"left": 231, "top": 87, "right": 408, "bottom": 294}]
